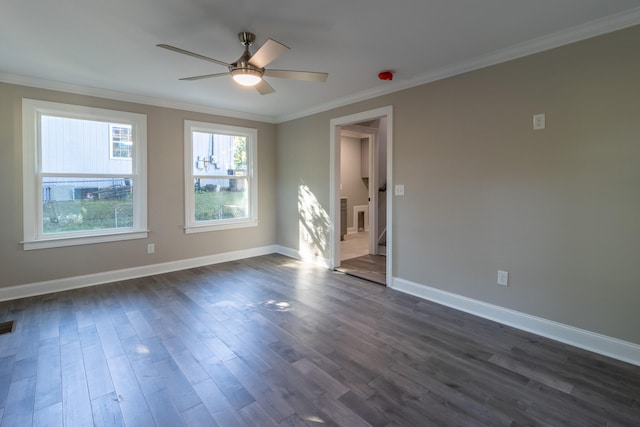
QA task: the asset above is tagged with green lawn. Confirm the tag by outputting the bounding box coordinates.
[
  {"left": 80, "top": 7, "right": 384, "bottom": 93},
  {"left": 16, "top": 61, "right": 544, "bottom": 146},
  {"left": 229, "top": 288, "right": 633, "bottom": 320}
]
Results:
[
  {"left": 42, "top": 190, "right": 246, "bottom": 233},
  {"left": 194, "top": 190, "right": 246, "bottom": 220},
  {"left": 43, "top": 197, "right": 133, "bottom": 233}
]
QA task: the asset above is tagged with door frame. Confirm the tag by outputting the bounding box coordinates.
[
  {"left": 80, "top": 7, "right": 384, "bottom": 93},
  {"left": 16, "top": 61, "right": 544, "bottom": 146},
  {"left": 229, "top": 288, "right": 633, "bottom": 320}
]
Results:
[{"left": 329, "top": 105, "right": 393, "bottom": 285}]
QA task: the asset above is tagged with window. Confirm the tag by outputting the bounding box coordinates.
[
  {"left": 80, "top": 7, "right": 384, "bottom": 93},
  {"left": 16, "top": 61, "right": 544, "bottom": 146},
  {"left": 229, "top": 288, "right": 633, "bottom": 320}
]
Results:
[
  {"left": 110, "top": 124, "right": 133, "bottom": 159},
  {"left": 22, "top": 99, "right": 147, "bottom": 250},
  {"left": 184, "top": 120, "right": 257, "bottom": 233}
]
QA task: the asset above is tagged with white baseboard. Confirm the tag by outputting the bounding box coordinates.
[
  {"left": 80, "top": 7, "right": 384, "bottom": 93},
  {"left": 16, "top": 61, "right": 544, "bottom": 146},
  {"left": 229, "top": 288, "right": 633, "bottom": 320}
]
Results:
[
  {"left": 391, "top": 277, "right": 640, "bottom": 367},
  {"left": 0, "top": 245, "right": 281, "bottom": 302}
]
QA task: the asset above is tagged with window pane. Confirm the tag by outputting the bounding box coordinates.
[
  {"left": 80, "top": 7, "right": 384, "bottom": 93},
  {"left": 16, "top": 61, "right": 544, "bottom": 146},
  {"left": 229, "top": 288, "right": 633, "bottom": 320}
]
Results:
[
  {"left": 194, "top": 178, "right": 248, "bottom": 221},
  {"left": 110, "top": 124, "right": 133, "bottom": 159},
  {"left": 184, "top": 120, "right": 256, "bottom": 233},
  {"left": 41, "top": 115, "right": 132, "bottom": 174},
  {"left": 42, "top": 177, "right": 133, "bottom": 233},
  {"left": 192, "top": 132, "right": 247, "bottom": 176}
]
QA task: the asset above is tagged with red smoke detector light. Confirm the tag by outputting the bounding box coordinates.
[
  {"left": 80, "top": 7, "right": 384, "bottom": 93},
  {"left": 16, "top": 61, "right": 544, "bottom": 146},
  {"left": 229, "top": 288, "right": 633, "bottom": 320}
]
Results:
[{"left": 378, "top": 71, "right": 393, "bottom": 81}]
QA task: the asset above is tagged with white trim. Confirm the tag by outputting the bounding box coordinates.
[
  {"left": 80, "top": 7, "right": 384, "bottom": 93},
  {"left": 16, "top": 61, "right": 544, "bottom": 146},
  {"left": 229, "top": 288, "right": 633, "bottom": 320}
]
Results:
[
  {"left": 391, "top": 277, "right": 640, "bottom": 367},
  {"left": 23, "top": 230, "right": 148, "bottom": 250},
  {"left": 184, "top": 220, "right": 258, "bottom": 234},
  {"left": 22, "top": 99, "right": 148, "bottom": 249},
  {"left": 368, "top": 132, "right": 378, "bottom": 255},
  {"left": 183, "top": 120, "right": 258, "bottom": 233},
  {"left": 0, "top": 245, "right": 282, "bottom": 302}
]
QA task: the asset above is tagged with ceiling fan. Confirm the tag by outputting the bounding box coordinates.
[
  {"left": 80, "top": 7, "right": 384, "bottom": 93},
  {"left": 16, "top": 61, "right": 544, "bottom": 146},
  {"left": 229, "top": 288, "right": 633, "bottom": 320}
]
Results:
[{"left": 157, "top": 32, "right": 328, "bottom": 95}]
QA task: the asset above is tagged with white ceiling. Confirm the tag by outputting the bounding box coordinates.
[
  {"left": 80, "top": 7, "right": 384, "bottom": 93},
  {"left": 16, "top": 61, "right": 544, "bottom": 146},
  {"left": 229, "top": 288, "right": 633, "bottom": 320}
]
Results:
[{"left": 2, "top": 0, "right": 640, "bottom": 123}]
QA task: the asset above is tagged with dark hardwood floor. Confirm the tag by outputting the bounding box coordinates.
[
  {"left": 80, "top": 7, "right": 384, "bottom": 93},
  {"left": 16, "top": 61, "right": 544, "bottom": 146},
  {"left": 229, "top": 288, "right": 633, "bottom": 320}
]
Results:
[
  {"left": 337, "top": 255, "right": 386, "bottom": 285},
  {"left": 1, "top": 254, "right": 639, "bottom": 426}
]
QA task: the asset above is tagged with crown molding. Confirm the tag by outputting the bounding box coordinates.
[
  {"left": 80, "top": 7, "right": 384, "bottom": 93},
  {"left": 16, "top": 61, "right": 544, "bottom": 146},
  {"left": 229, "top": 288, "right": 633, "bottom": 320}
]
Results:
[
  {"left": 3, "top": 7, "right": 639, "bottom": 125},
  {"left": 275, "top": 7, "right": 640, "bottom": 123},
  {"left": 0, "top": 72, "right": 277, "bottom": 124}
]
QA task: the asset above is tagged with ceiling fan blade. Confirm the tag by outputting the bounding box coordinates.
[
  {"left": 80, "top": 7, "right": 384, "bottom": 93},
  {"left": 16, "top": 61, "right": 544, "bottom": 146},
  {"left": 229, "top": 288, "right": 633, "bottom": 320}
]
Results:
[
  {"left": 255, "top": 79, "right": 275, "bottom": 95},
  {"left": 157, "top": 44, "right": 231, "bottom": 68},
  {"left": 249, "top": 39, "right": 289, "bottom": 69},
  {"left": 264, "top": 69, "right": 328, "bottom": 82},
  {"left": 179, "top": 72, "right": 230, "bottom": 81}
]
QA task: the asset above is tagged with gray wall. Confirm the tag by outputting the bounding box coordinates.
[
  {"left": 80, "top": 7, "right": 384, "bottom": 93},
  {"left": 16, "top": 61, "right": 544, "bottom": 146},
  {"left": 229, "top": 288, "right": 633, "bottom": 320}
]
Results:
[
  {"left": 276, "top": 25, "right": 640, "bottom": 344},
  {"left": 340, "top": 136, "right": 369, "bottom": 229},
  {"left": 0, "top": 83, "right": 277, "bottom": 288},
  {"left": 275, "top": 113, "right": 332, "bottom": 256}
]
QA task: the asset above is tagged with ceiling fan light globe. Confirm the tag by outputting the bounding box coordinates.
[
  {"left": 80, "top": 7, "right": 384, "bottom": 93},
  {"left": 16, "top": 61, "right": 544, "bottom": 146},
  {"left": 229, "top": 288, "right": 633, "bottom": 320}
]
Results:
[{"left": 231, "top": 69, "right": 262, "bottom": 86}]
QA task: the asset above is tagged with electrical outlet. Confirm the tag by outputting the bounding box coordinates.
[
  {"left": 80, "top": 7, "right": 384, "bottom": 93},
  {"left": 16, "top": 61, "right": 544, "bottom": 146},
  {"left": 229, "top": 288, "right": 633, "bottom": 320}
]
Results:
[
  {"left": 497, "top": 270, "right": 508, "bottom": 286},
  {"left": 394, "top": 184, "right": 405, "bottom": 196},
  {"left": 147, "top": 243, "right": 155, "bottom": 254}
]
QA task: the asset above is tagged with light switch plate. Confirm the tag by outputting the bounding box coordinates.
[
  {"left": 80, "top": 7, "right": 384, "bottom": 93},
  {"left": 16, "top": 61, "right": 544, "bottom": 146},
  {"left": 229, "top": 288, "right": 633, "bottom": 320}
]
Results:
[
  {"left": 533, "top": 113, "right": 545, "bottom": 130},
  {"left": 394, "top": 184, "right": 405, "bottom": 196},
  {"left": 497, "top": 270, "right": 509, "bottom": 286}
]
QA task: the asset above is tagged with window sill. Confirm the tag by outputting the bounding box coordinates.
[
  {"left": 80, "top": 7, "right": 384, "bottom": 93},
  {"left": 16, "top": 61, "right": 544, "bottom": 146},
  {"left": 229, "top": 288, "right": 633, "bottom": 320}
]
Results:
[
  {"left": 22, "top": 230, "right": 149, "bottom": 250},
  {"left": 184, "top": 219, "right": 258, "bottom": 234}
]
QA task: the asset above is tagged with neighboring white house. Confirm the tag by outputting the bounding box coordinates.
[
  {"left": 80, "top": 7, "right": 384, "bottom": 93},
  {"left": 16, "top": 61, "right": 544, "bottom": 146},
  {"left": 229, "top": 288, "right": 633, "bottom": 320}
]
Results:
[
  {"left": 192, "top": 131, "right": 246, "bottom": 192},
  {"left": 41, "top": 116, "right": 133, "bottom": 201},
  {"left": 41, "top": 119, "right": 243, "bottom": 201}
]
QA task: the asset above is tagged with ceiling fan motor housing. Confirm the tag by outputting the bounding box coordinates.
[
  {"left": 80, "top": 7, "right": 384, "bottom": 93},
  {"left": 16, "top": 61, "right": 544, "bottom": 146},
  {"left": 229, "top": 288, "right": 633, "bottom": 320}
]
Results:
[{"left": 231, "top": 32, "right": 265, "bottom": 77}]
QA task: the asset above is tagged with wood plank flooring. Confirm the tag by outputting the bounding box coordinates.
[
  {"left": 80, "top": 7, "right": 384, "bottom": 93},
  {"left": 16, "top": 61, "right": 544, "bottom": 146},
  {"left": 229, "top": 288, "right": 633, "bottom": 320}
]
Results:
[
  {"left": 337, "top": 255, "right": 386, "bottom": 285},
  {"left": 340, "top": 232, "right": 369, "bottom": 261},
  {"left": 1, "top": 254, "right": 639, "bottom": 426}
]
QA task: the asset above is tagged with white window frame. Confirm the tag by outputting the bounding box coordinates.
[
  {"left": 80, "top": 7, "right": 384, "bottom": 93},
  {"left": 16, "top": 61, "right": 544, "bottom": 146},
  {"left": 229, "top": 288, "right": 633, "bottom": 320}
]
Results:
[
  {"left": 22, "top": 99, "right": 148, "bottom": 250},
  {"left": 109, "top": 123, "right": 133, "bottom": 159},
  {"left": 184, "top": 120, "right": 258, "bottom": 233}
]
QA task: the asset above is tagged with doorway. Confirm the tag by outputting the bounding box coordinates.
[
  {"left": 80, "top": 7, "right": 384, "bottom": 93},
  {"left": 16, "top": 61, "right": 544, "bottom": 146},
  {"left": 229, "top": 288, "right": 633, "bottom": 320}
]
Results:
[
  {"left": 329, "top": 106, "right": 393, "bottom": 285},
  {"left": 338, "top": 125, "right": 383, "bottom": 284}
]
